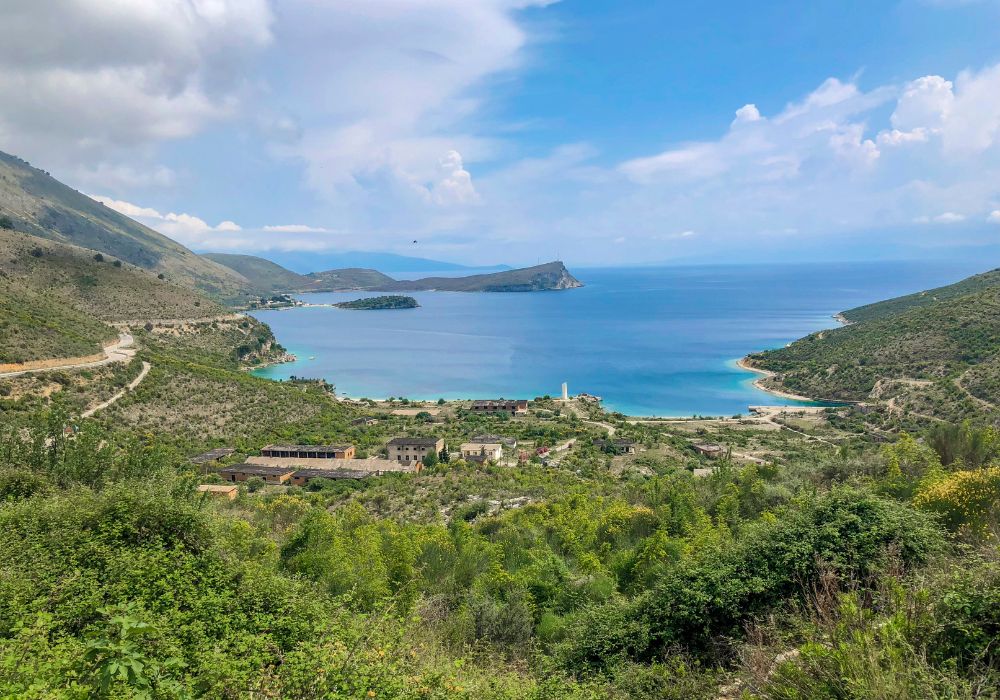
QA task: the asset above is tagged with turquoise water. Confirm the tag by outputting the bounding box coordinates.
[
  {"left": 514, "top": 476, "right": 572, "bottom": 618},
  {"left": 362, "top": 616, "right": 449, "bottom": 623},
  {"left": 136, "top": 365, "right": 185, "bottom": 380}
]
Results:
[{"left": 250, "top": 261, "right": 984, "bottom": 417}]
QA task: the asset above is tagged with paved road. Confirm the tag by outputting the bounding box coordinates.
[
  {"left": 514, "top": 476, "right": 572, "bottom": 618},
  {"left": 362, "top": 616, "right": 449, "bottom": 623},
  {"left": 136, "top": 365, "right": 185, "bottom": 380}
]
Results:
[
  {"left": 0, "top": 332, "right": 136, "bottom": 379},
  {"left": 81, "top": 360, "right": 151, "bottom": 418}
]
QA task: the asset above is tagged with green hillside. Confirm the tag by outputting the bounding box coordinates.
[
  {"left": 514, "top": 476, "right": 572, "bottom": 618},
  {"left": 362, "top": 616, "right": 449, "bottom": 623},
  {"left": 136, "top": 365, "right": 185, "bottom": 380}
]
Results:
[
  {"left": 306, "top": 266, "right": 397, "bottom": 290},
  {"left": 0, "top": 285, "right": 114, "bottom": 365},
  {"left": 842, "top": 267, "right": 1000, "bottom": 323},
  {"left": 0, "top": 151, "right": 250, "bottom": 300},
  {"left": 334, "top": 295, "right": 419, "bottom": 310},
  {"left": 0, "top": 229, "right": 227, "bottom": 363},
  {"left": 747, "top": 282, "right": 1000, "bottom": 406},
  {"left": 202, "top": 252, "right": 317, "bottom": 293}
]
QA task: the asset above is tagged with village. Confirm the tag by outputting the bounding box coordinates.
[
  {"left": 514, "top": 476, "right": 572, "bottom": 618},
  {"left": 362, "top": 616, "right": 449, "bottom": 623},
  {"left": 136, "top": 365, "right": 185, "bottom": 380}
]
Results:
[{"left": 187, "top": 385, "right": 837, "bottom": 501}]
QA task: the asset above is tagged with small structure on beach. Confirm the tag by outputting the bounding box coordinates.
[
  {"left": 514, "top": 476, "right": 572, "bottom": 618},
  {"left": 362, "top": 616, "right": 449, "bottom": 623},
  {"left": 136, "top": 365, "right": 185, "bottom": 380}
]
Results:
[
  {"left": 386, "top": 436, "right": 444, "bottom": 464},
  {"left": 461, "top": 442, "right": 503, "bottom": 463},
  {"left": 190, "top": 447, "right": 235, "bottom": 466},
  {"left": 470, "top": 399, "right": 528, "bottom": 415},
  {"left": 219, "top": 464, "right": 296, "bottom": 484},
  {"left": 261, "top": 444, "right": 355, "bottom": 460},
  {"left": 196, "top": 484, "right": 239, "bottom": 500}
]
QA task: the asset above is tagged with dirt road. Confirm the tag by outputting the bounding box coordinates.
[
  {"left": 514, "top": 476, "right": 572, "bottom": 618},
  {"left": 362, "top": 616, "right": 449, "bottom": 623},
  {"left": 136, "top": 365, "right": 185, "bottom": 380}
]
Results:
[{"left": 0, "top": 332, "right": 136, "bottom": 379}]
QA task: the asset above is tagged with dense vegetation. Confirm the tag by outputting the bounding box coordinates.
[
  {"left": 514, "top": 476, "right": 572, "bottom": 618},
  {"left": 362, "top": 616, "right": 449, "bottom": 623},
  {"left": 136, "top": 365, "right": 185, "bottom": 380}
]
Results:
[
  {"left": 747, "top": 284, "right": 1000, "bottom": 421},
  {"left": 335, "top": 296, "right": 419, "bottom": 310},
  {"left": 0, "top": 284, "right": 114, "bottom": 364},
  {"left": 4, "top": 296, "right": 1000, "bottom": 696}
]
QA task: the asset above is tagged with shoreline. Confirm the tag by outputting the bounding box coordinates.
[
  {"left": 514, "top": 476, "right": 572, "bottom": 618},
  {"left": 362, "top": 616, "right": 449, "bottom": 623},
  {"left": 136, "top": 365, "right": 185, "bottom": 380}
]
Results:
[{"left": 735, "top": 356, "right": 819, "bottom": 403}]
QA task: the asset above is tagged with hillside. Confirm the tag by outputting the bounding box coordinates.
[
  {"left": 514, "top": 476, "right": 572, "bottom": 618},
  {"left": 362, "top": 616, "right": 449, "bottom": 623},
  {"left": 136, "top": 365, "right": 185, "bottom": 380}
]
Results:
[
  {"left": 198, "top": 253, "right": 580, "bottom": 294},
  {"left": 307, "top": 267, "right": 396, "bottom": 290},
  {"left": 374, "top": 261, "right": 583, "bottom": 292},
  {"left": 842, "top": 267, "right": 1000, "bottom": 323},
  {"left": 202, "top": 253, "right": 317, "bottom": 294},
  {"left": 746, "top": 280, "right": 1000, "bottom": 409},
  {"left": 0, "top": 151, "right": 250, "bottom": 299},
  {"left": 0, "top": 229, "right": 226, "bottom": 362}
]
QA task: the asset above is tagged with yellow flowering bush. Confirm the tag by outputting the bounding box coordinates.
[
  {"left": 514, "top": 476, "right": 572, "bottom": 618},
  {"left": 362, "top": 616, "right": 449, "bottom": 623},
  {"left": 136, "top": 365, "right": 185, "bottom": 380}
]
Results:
[{"left": 913, "top": 466, "right": 1000, "bottom": 539}]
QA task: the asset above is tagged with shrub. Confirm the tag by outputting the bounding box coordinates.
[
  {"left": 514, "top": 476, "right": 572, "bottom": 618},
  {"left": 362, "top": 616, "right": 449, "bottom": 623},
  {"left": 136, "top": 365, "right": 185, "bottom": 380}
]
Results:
[{"left": 913, "top": 466, "right": 1000, "bottom": 539}]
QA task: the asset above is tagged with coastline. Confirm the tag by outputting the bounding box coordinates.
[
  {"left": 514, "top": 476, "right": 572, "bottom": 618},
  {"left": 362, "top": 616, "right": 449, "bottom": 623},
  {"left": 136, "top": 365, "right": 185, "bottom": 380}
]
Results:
[{"left": 735, "top": 356, "right": 818, "bottom": 403}]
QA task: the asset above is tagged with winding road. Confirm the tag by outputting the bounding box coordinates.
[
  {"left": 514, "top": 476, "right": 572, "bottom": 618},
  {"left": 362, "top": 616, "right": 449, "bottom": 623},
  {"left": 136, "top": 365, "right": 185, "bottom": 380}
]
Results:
[{"left": 0, "top": 332, "right": 136, "bottom": 379}]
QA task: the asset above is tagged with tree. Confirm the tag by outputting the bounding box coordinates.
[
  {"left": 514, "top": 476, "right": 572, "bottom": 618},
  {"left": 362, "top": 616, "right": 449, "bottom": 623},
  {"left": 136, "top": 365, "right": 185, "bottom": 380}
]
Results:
[
  {"left": 422, "top": 451, "right": 439, "bottom": 468},
  {"left": 93, "top": 253, "right": 104, "bottom": 262},
  {"left": 439, "top": 447, "right": 450, "bottom": 463},
  {"left": 0, "top": 215, "right": 13, "bottom": 230},
  {"left": 113, "top": 260, "right": 122, "bottom": 268}
]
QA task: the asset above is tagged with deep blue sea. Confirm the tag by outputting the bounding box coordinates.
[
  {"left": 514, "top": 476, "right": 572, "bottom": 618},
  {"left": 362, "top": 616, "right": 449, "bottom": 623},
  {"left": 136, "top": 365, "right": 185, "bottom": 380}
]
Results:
[{"left": 250, "top": 261, "right": 985, "bottom": 417}]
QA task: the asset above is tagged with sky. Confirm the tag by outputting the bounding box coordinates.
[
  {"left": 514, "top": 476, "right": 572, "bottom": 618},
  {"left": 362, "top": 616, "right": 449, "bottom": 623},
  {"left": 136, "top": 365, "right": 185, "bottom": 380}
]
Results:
[{"left": 1, "top": 0, "right": 999, "bottom": 267}]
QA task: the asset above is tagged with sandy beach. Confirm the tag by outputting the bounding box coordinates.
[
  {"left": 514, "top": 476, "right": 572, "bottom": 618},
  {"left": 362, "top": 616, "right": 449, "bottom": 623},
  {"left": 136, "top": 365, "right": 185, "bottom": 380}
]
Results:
[{"left": 736, "top": 356, "right": 818, "bottom": 403}]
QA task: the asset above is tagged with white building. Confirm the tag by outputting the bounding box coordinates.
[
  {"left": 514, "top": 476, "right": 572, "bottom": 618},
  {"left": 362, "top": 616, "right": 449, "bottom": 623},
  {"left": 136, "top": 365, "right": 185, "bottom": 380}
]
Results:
[{"left": 460, "top": 442, "right": 503, "bottom": 463}]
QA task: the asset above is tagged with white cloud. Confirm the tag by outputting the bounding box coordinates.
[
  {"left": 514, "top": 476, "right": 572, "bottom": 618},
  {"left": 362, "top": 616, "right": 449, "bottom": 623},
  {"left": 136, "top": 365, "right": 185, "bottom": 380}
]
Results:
[
  {"left": 89, "top": 194, "right": 347, "bottom": 251},
  {"left": 988, "top": 210, "right": 1000, "bottom": 224},
  {"left": 0, "top": 0, "right": 273, "bottom": 171},
  {"left": 262, "top": 224, "right": 331, "bottom": 233},
  {"left": 432, "top": 150, "right": 480, "bottom": 205},
  {"left": 915, "top": 212, "right": 967, "bottom": 224},
  {"left": 732, "top": 104, "right": 762, "bottom": 125}
]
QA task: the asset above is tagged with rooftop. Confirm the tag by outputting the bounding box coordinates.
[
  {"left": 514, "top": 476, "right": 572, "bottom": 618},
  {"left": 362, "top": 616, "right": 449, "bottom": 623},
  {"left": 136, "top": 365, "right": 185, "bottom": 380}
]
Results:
[
  {"left": 219, "top": 464, "right": 296, "bottom": 477},
  {"left": 190, "top": 447, "right": 235, "bottom": 464},
  {"left": 262, "top": 444, "right": 353, "bottom": 453},
  {"left": 292, "top": 468, "right": 372, "bottom": 480}
]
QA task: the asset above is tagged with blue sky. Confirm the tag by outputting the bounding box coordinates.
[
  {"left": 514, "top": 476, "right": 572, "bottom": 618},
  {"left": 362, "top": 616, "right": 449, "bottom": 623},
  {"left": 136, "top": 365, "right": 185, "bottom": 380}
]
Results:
[{"left": 1, "top": 0, "right": 999, "bottom": 266}]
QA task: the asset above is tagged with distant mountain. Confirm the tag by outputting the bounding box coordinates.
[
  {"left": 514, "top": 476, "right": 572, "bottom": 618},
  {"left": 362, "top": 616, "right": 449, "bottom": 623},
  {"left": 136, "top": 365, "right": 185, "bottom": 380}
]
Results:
[
  {"left": 203, "top": 252, "right": 580, "bottom": 294},
  {"left": 259, "top": 250, "right": 510, "bottom": 275},
  {"left": 842, "top": 267, "right": 1000, "bottom": 323},
  {"left": 0, "top": 151, "right": 249, "bottom": 300},
  {"left": 372, "top": 261, "right": 583, "bottom": 292}
]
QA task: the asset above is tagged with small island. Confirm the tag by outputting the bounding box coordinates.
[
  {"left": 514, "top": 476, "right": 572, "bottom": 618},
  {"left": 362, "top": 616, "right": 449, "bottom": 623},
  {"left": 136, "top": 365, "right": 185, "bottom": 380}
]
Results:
[{"left": 333, "top": 295, "right": 419, "bottom": 310}]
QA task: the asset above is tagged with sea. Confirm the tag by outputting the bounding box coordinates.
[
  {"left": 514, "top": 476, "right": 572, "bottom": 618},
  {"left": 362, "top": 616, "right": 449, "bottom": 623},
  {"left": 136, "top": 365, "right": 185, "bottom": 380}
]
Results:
[{"left": 250, "top": 260, "right": 986, "bottom": 417}]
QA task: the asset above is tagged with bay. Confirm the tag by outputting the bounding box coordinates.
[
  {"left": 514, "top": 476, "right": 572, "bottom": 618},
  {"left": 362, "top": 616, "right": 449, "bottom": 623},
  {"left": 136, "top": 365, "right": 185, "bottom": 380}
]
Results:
[{"left": 250, "top": 260, "right": 985, "bottom": 417}]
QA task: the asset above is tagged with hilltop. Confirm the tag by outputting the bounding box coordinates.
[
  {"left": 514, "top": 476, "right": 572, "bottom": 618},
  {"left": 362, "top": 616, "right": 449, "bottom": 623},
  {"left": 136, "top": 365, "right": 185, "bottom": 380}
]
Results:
[
  {"left": 202, "top": 253, "right": 318, "bottom": 294},
  {"left": 842, "top": 267, "right": 1000, "bottom": 323},
  {"left": 306, "top": 267, "right": 396, "bottom": 290},
  {"left": 0, "top": 151, "right": 250, "bottom": 300},
  {"left": 374, "top": 261, "right": 583, "bottom": 292},
  {"left": 205, "top": 253, "right": 582, "bottom": 294}
]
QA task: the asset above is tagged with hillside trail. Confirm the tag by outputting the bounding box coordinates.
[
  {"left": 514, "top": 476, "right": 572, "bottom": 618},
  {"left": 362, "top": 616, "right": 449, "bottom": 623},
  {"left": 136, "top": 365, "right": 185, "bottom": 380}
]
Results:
[{"left": 81, "top": 361, "right": 152, "bottom": 418}]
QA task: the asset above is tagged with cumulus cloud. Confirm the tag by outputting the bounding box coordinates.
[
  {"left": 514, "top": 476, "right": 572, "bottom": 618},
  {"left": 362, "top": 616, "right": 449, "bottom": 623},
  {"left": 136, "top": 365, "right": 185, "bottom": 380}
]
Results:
[
  {"left": 0, "top": 0, "right": 273, "bottom": 170},
  {"left": 989, "top": 210, "right": 1000, "bottom": 224},
  {"left": 90, "top": 194, "right": 343, "bottom": 251},
  {"left": 915, "top": 212, "right": 967, "bottom": 224}
]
